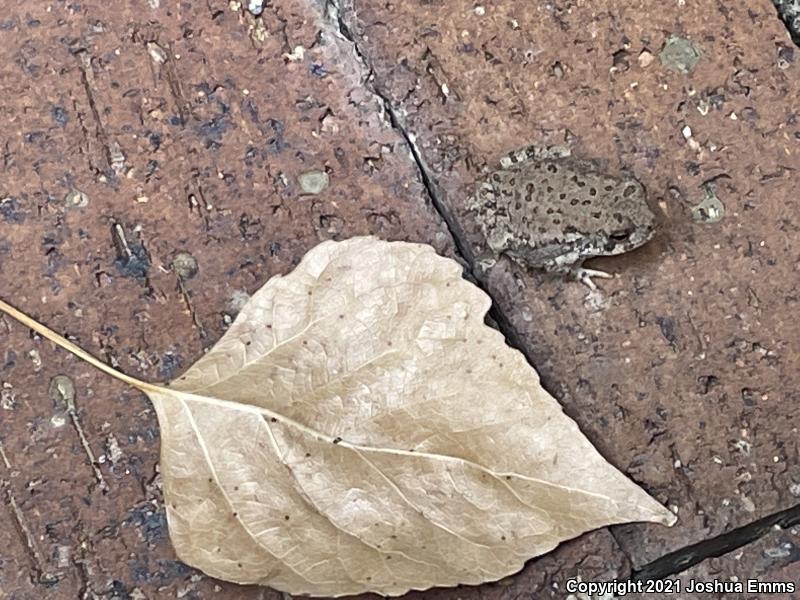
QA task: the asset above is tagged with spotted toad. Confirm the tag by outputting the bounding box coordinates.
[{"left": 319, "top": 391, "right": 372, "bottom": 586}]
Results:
[{"left": 466, "top": 147, "right": 656, "bottom": 289}]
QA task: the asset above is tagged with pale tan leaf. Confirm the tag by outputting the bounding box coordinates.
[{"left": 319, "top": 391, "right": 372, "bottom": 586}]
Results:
[{"left": 0, "top": 236, "right": 675, "bottom": 597}]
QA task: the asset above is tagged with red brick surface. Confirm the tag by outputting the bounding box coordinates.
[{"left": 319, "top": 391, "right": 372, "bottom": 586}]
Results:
[
  {"left": 1, "top": 0, "right": 798, "bottom": 598},
  {"left": 344, "top": 0, "right": 800, "bottom": 567}
]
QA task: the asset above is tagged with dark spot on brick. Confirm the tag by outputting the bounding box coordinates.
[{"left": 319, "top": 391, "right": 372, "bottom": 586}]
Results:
[
  {"left": 51, "top": 105, "right": 68, "bottom": 127},
  {"left": 23, "top": 131, "right": 46, "bottom": 144},
  {"left": 309, "top": 63, "right": 328, "bottom": 78},
  {"left": 0, "top": 197, "right": 25, "bottom": 224},
  {"left": 656, "top": 316, "right": 678, "bottom": 345},
  {"left": 145, "top": 159, "right": 159, "bottom": 179},
  {"left": 697, "top": 375, "right": 719, "bottom": 394},
  {"left": 112, "top": 225, "right": 150, "bottom": 279},
  {"left": 741, "top": 388, "right": 758, "bottom": 406},
  {"left": 197, "top": 110, "right": 232, "bottom": 147},
  {"left": 158, "top": 352, "right": 183, "bottom": 379},
  {"left": 124, "top": 504, "right": 168, "bottom": 545}
]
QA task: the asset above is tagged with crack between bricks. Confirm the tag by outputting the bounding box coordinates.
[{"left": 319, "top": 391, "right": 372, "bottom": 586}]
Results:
[
  {"left": 632, "top": 502, "right": 800, "bottom": 581},
  {"left": 324, "top": 0, "right": 535, "bottom": 359},
  {"left": 324, "top": 0, "right": 799, "bottom": 584}
]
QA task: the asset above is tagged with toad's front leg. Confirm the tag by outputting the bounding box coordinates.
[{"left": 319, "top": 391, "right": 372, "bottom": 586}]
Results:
[
  {"left": 568, "top": 266, "right": 613, "bottom": 290},
  {"left": 548, "top": 256, "right": 613, "bottom": 290}
]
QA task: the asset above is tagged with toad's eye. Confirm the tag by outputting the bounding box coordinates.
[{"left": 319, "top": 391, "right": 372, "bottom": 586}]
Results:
[{"left": 610, "top": 231, "right": 631, "bottom": 241}]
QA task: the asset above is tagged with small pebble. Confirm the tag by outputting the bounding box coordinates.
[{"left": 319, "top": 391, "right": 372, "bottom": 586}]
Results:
[
  {"left": 48, "top": 375, "right": 76, "bottom": 412},
  {"left": 660, "top": 35, "right": 702, "bottom": 74},
  {"left": 0, "top": 383, "right": 16, "bottom": 411},
  {"left": 692, "top": 188, "right": 725, "bottom": 223},
  {"left": 298, "top": 170, "right": 329, "bottom": 195},
  {"left": 56, "top": 546, "right": 71, "bottom": 569},
  {"left": 171, "top": 252, "right": 199, "bottom": 279},
  {"left": 147, "top": 42, "right": 167, "bottom": 64},
  {"left": 638, "top": 49, "right": 655, "bottom": 68},
  {"left": 65, "top": 189, "right": 89, "bottom": 208},
  {"left": 284, "top": 46, "right": 305, "bottom": 62},
  {"left": 247, "top": 0, "right": 264, "bottom": 16},
  {"left": 106, "top": 434, "right": 123, "bottom": 464}
]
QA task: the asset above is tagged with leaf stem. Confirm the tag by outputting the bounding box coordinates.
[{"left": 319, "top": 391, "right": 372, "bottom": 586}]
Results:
[{"left": 0, "top": 298, "right": 163, "bottom": 395}]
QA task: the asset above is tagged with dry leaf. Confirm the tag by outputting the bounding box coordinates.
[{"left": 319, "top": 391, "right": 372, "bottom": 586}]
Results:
[{"left": 0, "top": 237, "right": 675, "bottom": 596}]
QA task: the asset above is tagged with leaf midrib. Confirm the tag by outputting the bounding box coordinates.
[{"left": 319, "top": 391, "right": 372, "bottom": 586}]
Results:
[{"left": 151, "top": 383, "right": 634, "bottom": 508}]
